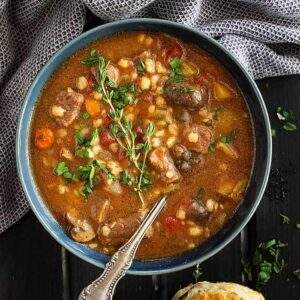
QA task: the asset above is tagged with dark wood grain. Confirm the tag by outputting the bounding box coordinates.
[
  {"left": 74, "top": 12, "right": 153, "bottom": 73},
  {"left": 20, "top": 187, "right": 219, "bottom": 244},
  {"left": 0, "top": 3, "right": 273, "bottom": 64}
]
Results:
[
  {"left": 247, "top": 76, "right": 300, "bottom": 298},
  {"left": 0, "top": 212, "right": 64, "bottom": 300}
]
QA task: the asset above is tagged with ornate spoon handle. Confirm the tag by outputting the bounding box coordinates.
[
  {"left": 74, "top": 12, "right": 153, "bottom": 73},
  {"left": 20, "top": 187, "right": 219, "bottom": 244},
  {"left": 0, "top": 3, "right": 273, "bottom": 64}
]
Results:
[{"left": 78, "top": 196, "right": 167, "bottom": 300}]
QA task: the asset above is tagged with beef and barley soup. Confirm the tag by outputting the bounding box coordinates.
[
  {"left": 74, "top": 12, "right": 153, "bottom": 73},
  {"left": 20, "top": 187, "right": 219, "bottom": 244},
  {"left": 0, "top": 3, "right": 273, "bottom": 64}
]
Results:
[{"left": 30, "top": 32, "right": 254, "bottom": 259}]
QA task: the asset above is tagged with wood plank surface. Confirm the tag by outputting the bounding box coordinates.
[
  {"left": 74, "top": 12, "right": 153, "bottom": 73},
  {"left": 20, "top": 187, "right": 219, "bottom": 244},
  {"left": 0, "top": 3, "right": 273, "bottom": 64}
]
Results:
[{"left": 0, "top": 212, "right": 64, "bottom": 300}]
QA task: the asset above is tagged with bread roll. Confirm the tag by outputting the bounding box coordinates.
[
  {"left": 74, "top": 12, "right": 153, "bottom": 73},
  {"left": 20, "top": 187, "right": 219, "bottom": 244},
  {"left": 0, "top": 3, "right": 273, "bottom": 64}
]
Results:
[{"left": 172, "top": 281, "right": 264, "bottom": 300}]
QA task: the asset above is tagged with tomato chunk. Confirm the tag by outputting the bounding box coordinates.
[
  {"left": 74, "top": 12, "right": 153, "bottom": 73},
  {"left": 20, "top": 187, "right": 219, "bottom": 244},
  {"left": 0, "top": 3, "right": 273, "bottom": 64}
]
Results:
[
  {"left": 117, "top": 149, "right": 126, "bottom": 160},
  {"left": 103, "top": 115, "right": 112, "bottom": 126},
  {"left": 100, "top": 129, "right": 115, "bottom": 146},
  {"left": 86, "top": 75, "right": 95, "bottom": 93},
  {"left": 35, "top": 128, "right": 54, "bottom": 150},
  {"left": 165, "top": 42, "right": 184, "bottom": 64},
  {"left": 165, "top": 216, "right": 182, "bottom": 233},
  {"left": 134, "top": 125, "right": 144, "bottom": 142}
]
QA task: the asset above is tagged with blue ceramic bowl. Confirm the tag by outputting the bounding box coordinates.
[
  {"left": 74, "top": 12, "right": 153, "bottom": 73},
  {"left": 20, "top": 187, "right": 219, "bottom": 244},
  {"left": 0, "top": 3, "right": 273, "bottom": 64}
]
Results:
[{"left": 16, "top": 18, "right": 272, "bottom": 275}]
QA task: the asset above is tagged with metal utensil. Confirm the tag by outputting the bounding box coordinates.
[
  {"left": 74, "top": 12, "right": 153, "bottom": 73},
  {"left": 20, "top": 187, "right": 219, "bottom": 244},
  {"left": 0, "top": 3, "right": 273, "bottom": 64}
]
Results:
[{"left": 79, "top": 196, "right": 167, "bottom": 300}]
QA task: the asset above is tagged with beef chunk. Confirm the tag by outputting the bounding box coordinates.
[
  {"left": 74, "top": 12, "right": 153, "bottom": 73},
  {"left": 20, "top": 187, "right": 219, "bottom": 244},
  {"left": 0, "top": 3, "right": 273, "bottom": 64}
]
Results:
[
  {"left": 182, "top": 124, "right": 213, "bottom": 154},
  {"left": 52, "top": 89, "right": 84, "bottom": 127},
  {"left": 185, "top": 200, "right": 209, "bottom": 222},
  {"left": 164, "top": 81, "right": 208, "bottom": 110},
  {"left": 173, "top": 144, "right": 204, "bottom": 172},
  {"left": 149, "top": 146, "right": 181, "bottom": 184},
  {"left": 98, "top": 209, "right": 148, "bottom": 246}
]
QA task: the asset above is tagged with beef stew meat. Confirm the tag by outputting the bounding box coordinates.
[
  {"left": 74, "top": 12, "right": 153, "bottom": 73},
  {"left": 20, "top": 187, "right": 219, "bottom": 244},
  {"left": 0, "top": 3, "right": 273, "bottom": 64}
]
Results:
[{"left": 30, "top": 32, "right": 254, "bottom": 259}]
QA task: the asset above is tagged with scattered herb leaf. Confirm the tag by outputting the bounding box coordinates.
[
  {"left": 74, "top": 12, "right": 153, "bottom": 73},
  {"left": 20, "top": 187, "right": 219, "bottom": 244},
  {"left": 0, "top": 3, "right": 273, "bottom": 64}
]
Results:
[
  {"left": 220, "top": 129, "right": 236, "bottom": 144},
  {"left": 193, "top": 264, "right": 203, "bottom": 282},
  {"left": 280, "top": 214, "right": 290, "bottom": 224}
]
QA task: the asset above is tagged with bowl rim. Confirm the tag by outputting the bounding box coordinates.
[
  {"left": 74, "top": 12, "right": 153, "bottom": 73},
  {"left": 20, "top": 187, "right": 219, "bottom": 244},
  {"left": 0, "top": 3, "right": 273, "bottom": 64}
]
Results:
[{"left": 16, "top": 17, "right": 272, "bottom": 275}]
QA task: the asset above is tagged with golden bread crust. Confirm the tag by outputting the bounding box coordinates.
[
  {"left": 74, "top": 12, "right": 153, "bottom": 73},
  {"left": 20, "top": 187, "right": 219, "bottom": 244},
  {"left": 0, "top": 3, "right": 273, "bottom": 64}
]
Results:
[{"left": 172, "top": 281, "right": 264, "bottom": 300}]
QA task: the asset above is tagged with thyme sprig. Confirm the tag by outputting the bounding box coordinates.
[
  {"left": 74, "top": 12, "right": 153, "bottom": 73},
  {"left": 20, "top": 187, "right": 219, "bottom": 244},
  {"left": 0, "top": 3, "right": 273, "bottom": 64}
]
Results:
[{"left": 82, "top": 52, "right": 154, "bottom": 205}]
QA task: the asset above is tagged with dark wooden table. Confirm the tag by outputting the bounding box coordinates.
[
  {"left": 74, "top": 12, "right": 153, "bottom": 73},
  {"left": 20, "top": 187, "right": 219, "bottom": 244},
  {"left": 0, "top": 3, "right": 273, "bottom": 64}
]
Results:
[{"left": 1, "top": 17, "right": 300, "bottom": 299}]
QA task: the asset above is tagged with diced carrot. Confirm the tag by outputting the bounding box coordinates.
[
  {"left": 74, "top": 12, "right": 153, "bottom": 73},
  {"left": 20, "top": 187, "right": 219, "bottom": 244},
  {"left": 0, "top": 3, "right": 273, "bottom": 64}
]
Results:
[
  {"left": 35, "top": 128, "right": 54, "bottom": 150},
  {"left": 84, "top": 98, "right": 101, "bottom": 117}
]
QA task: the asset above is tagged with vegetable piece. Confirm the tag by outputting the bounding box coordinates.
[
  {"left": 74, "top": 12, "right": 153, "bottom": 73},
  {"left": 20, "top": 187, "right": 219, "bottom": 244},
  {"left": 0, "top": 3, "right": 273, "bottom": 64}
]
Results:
[
  {"left": 100, "top": 129, "right": 115, "bottom": 146},
  {"left": 86, "top": 75, "right": 95, "bottom": 93},
  {"left": 103, "top": 115, "right": 112, "bottom": 126},
  {"left": 165, "top": 42, "right": 184, "bottom": 64},
  {"left": 216, "top": 142, "right": 239, "bottom": 159},
  {"left": 283, "top": 122, "right": 297, "bottom": 131},
  {"left": 165, "top": 216, "right": 182, "bottom": 233},
  {"left": 169, "top": 57, "right": 185, "bottom": 82},
  {"left": 181, "top": 61, "right": 199, "bottom": 77},
  {"left": 280, "top": 214, "right": 290, "bottom": 224},
  {"left": 213, "top": 81, "right": 234, "bottom": 101},
  {"left": 35, "top": 128, "right": 54, "bottom": 150},
  {"left": 217, "top": 179, "right": 247, "bottom": 200},
  {"left": 84, "top": 98, "right": 101, "bottom": 117}
]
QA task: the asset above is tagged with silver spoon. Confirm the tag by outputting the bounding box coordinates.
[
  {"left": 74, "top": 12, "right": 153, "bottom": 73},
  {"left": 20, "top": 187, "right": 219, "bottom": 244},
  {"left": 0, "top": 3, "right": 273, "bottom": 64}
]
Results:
[{"left": 78, "top": 196, "right": 167, "bottom": 300}]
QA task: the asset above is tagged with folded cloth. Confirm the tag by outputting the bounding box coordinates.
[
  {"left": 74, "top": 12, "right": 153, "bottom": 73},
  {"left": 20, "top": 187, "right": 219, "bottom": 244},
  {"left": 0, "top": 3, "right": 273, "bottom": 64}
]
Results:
[{"left": 1, "top": 0, "right": 300, "bottom": 233}]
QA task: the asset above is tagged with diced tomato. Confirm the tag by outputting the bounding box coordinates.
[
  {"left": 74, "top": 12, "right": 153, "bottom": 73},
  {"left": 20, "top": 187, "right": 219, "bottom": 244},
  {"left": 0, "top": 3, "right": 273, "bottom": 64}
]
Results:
[
  {"left": 197, "top": 74, "right": 209, "bottom": 85},
  {"left": 100, "top": 129, "right": 115, "bottom": 146},
  {"left": 134, "top": 125, "right": 144, "bottom": 142},
  {"left": 134, "top": 77, "right": 141, "bottom": 86},
  {"left": 86, "top": 74, "right": 95, "bottom": 93},
  {"left": 165, "top": 42, "right": 184, "bottom": 64},
  {"left": 34, "top": 128, "right": 54, "bottom": 150},
  {"left": 103, "top": 115, "right": 112, "bottom": 126},
  {"left": 117, "top": 149, "right": 126, "bottom": 160},
  {"left": 165, "top": 216, "right": 183, "bottom": 233},
  {"left": 139, "top": 92, "right": 153, "bottom": 103}
]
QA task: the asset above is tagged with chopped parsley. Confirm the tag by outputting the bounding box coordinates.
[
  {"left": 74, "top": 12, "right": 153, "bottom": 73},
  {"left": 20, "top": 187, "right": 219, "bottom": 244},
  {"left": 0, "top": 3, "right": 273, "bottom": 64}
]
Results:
[
  {"left": 276, "top": 106, "right": 297, "bottom": 132},
  {"left": 280, "top": 214, "right": 290, "bottom": 224},
  {"left": 212, "top": 106, "right": 224, "bottom": 121},
  {"left": 55, "top": 162, "right": 72, "bottom": 180},
  {"left": 169, "top": 57, "right": 185, "bottom": 82},
  {"left": 243, "top": 239, "right": 288, "bottom": 289},
  {"left": 271, "top": 128, "right": 276, "bottom": 137},
  {"left": 295, "top": 223, "right": 300, "bottom": 229},
  {"left": 74, "top": 129, "right": 86, "bottom": 145},
  {"left": 208, "top": 141, "right": 216, "bottom": 153},
  {"left": 120, "top": 170, "right": 133, "bottom": 186},
  {"left": 82, "top": 112, "right": 90, "bottom": 120},
  {"left": 139, "top": 173, "right": 152, "bottom": 189},
  {"left": 293, "top": 269, "right": 300, "bottom": 280},
  {"left": 220, "top": 129, "right": 237, "bottom": 144},
  {"left": 137, "top": 60, "right": 146, "bottom": 75}
]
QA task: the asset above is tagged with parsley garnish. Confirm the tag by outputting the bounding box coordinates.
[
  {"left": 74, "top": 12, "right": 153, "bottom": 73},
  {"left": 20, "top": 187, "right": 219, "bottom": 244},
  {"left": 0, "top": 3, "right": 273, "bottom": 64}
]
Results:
[
  {"left": 243, "top": 239, "right": 288, "bottom": 290},
  {"left": 137, "top": 60, "right": 146, "bottom": 75},
  {"left": 220, "top": 129, "right": 237, "bottom": 143},
  {"left": 212, "top": 106, "right": 224, "bottom": 121},
  {"left": 208, "top": 142, "right": 216, "bottom": 153},
  {"left": 271, "top": 128, "right": 276, "bottom": 137},
  {"left": 55, "top": 162, "right": 72, "bottom": 180},
  {"left": 74, "top": 129, "right": 85, "bottom": 145},
  {"left": 293, "top": 269, "right": 300, "bottom": 279},
  {"left": 82, "top": 112, "right": 90, "bottom": 120},
  {"left": 276, "top": 106, "right": 297, "bottom": 132},
  {"left": 120, "top": 171, "right": 133, "bottom": 186},
  {"left": 169, "top": 57, "right": 185, "bottom": 82},
  {"left": 280, "top": 214, "right": 290, "bottom": 224}
]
